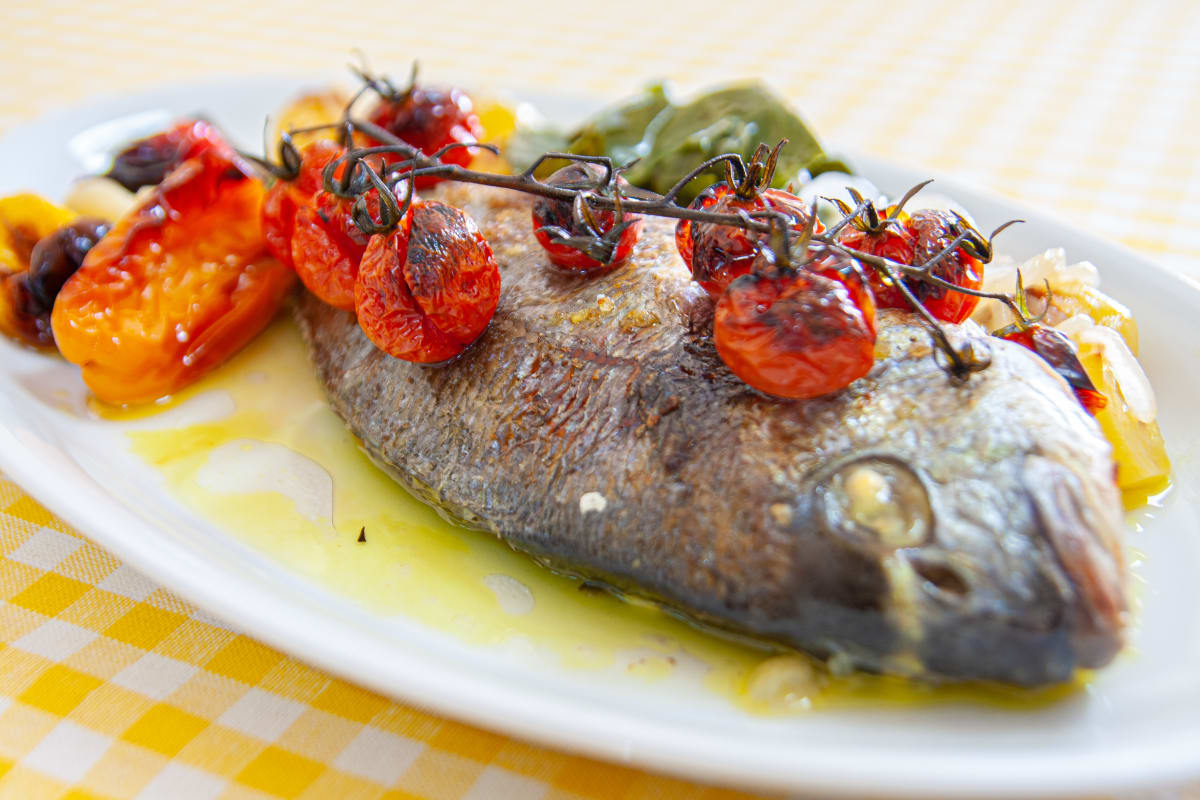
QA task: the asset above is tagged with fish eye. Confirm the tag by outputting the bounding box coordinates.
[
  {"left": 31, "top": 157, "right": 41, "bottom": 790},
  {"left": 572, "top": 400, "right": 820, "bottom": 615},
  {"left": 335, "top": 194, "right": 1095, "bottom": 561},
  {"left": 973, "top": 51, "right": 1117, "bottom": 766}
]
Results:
[{"left": 816, "top": 456, "right": 933, "bottom": 551}]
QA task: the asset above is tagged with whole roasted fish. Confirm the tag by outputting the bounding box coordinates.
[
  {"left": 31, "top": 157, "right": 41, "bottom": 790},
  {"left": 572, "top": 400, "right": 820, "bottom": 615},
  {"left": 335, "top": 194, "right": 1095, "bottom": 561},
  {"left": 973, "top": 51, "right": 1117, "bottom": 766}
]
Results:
[{"left": 294, "top": 184, "right": 1127, "bottom": 687}]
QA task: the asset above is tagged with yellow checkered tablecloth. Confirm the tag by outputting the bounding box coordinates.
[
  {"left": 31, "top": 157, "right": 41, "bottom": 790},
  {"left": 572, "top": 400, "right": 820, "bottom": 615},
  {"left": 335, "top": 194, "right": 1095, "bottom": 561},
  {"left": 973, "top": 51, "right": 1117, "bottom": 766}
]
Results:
[{"left": 0, "top": 1, "right": 1198, "bottom": 798}]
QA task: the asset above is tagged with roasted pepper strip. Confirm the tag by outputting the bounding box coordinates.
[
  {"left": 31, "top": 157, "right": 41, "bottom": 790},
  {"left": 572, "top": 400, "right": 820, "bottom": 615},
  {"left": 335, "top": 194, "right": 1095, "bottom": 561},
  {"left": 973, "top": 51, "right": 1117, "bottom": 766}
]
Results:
[{"left": 51, "top": 150, "right": 294, "bottom": 405}]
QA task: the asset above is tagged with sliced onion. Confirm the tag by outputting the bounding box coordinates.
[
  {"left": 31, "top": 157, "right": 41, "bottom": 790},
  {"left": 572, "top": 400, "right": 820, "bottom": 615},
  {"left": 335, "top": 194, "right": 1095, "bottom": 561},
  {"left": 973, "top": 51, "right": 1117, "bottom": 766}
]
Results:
[
  {"left": 970, "top": 296, "right": 1016, "bottom": 333},
  {"left": 1053, "top": 313, "right": 1098, "bottom": 339},
  {"left": 981, "top": 248, "right": 1099, "bottom": 298},
  {"left": 1078, "top": 325, "right": 1157, "bottom": 423}
]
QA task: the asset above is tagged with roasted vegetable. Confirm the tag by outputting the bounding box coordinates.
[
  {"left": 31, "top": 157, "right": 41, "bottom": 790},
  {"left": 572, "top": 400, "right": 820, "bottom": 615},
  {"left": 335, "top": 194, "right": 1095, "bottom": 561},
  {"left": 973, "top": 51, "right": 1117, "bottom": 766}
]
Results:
[
  {"left": 0, "top": 193, "right": 75, "bottom": 276},
  {"left": 1075, "top": 328, "right": 1170, "bottom": 493},
  {"left": 51, "top": 150, "right": 293, "bottom": 404}
]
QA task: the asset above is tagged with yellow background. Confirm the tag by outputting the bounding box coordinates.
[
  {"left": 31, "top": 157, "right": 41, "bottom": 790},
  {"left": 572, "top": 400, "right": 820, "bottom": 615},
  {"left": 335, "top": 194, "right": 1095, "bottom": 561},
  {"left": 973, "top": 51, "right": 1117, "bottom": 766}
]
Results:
[{"left": 1, "top": 0, "right": 1198, "bottom": 797}]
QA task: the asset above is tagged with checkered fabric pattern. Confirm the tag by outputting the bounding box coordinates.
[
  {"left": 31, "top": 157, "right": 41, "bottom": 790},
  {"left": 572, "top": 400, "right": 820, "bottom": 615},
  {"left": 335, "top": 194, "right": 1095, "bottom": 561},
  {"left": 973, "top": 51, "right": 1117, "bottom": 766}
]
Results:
[
  {"left": 0, "top": 1, "right": 1198, "bottom": 798},
  {"left": 0, "top": 480, "right": 762, "bottom": 800}
]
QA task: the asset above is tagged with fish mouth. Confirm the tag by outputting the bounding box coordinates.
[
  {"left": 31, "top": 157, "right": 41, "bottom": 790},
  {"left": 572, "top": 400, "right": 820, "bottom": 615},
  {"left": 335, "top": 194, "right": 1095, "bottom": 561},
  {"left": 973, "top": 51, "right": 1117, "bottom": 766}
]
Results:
[
  {"left": 812, "top": 452, "right": 1127, "bottom": 685},
  {"left": 917, "top": 453, "right": 1127, "bottom": 686},
  {"left": 1023, "top": 453, "right": 1128, "bottom": 670}
]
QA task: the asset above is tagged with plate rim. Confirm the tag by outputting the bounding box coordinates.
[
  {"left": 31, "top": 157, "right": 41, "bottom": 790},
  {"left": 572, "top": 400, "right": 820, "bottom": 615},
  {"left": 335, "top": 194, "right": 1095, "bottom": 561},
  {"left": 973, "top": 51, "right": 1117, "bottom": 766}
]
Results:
[{"left": 1, "top": 76, "right": 1198, "bottom": 798}]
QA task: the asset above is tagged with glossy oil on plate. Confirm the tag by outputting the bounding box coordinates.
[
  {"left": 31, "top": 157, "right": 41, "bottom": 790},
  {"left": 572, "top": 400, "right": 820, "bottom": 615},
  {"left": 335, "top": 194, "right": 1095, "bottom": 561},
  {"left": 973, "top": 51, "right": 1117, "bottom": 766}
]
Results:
[{"left": 0, "top": 78, "right": 1198, "bottom": 798}]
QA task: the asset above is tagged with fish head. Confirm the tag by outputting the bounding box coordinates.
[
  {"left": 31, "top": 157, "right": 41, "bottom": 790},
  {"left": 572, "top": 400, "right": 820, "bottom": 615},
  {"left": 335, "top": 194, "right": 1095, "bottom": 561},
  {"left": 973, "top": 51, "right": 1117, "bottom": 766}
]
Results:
[{"left": 804, "top": 363, "right": 1127, "bottom": 686}]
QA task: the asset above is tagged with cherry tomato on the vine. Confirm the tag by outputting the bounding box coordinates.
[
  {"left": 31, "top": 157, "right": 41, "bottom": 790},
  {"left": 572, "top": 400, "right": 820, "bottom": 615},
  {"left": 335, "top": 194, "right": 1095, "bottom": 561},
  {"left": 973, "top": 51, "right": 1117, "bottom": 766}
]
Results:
[
  {"left": 365, "top": 84, "right": 484, "bottom": 188},
  {"left": 835, "top": 207, "right": 984, "bottom": 324},
  {"left": 832, "top": 212, "right": 915, "bottom": 310},
  {"left": 355, "top": 201, "right": 500, "bottom": 363},
  {"left": 104, "top": 119, "right": 235, "bottom": 192},
  {"left": 51, "top": 149, "right": 294, "bottom": 405},
  {"left": 531, "top": 162, "right": 642, "bottom": 274},
  {"left": 261, "top": 139, "right": 345, "bottom": 269},
  {"left": 714, "top": 247, "right": 876, "bottom": 399},
  {"left": 673, "top": 182, "right": 729, "bottom": 272},
  {"left": 290, "top": 163, "right": 412, "bottom": 312},
  {"left": 684, "top": 184, "right": 824, "bottom": 299},
  {"left": 907, "top": 209, "right": 984, "bottom": 323}
]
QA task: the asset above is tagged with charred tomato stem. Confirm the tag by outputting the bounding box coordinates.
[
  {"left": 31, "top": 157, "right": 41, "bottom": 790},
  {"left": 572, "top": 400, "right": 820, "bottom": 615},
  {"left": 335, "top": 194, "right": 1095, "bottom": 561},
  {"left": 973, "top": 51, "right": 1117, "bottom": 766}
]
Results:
[{"left": 283, "top": 119, "right": 1026, "bottom": 381}]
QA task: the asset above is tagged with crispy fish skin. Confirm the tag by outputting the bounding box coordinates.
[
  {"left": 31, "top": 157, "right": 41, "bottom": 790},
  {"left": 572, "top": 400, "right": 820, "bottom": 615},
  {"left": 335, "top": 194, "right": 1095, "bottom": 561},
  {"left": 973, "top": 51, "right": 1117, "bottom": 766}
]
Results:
[{"left": 294, "top": 185, "right": 1126, "bottom": 687}]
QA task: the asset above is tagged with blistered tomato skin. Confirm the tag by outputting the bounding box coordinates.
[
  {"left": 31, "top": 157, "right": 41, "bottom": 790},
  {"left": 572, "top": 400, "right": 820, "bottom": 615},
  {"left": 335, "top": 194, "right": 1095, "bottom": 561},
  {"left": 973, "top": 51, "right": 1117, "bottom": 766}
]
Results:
[
  {"left": 51, "top": 150, "right": 294, "bottom": 405},
  {"left": 689, "top": 187, "right": 824, "bottom": 298},
  {"left": 907, "top": 209, "right": 984, "bottom": 323},
  {"left": 290, "top": 175, "right": 410, "bottom": 312},
  {"left": 104, "top": 119, "right": 235, "bottom": 192},
  {"left": 834, "top": 221, "right": 915, "bottom": 310},
  {"left": 674, "top": 183, "right": 729, "bottom": 271},
  {"left": 356, "top": 201, "right": 500, "bottom": 363},
  {"left": 834, "top": 209, "right": 984, "bottom": 323},
  {"left": 806, "top": 251, "right": 878, "bottom": 331},
  {"left": 290, "top": 193, "right": 369, "bottom": 311},
  {"left": 261, "top": 140, "right": 345, "bottom": 268},
  {"left": 531, "top": 163, "right": 642, "bottom": 274},
  {"left": 366, "top": 86, "right": 484, "bottom": 188},
  {"left": 714, "top": 256, "right": 876, "bottom": 399}
]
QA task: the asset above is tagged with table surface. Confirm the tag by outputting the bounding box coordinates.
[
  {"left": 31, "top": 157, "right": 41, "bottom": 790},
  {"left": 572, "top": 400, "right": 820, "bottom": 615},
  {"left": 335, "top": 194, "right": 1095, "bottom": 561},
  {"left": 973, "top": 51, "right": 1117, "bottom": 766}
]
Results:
[{"left": 1, "top": 1, "right": 1198, "bottom": 798}]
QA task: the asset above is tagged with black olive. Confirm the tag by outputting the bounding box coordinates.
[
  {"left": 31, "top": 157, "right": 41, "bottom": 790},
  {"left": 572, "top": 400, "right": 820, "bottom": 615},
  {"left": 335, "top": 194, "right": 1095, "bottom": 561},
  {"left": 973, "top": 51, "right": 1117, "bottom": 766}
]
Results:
[
  {"left": 105, "top": 137, "right": 183, "bottom": 192},
  {"left": 26, "top": 218, "right": 111, "bottom": 314}
]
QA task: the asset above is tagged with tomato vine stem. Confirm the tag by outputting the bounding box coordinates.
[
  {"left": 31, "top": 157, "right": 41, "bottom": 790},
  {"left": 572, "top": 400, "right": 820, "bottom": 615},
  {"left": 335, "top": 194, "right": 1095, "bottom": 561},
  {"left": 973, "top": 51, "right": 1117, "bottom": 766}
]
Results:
[{"left": 254, "top": 112, "right": 1028, "bottom": 381}]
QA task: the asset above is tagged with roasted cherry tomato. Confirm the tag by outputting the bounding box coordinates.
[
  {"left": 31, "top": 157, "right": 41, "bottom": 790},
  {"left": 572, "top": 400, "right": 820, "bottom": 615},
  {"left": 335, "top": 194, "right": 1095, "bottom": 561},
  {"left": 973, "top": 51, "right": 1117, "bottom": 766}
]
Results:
[
  {"left": 355, "top": 201, "right": 500, "bottom": 363},
  {"left": 906, "top": 209, "right": 985, "bottom": 323},
  {"left": 805, "top": 250, "right": 878, "bottom": 330},
  {"left": 104, "top": 119, "right": 235, "bottom": 192},
  {"left": 681, "top": 182, "right": 823, "bottom": 298},
  {"left": 1000, "top": 323, "right": 1107, "bottom": 414},
  {"left": 714, "top": 248, "right": 876, "bottom": 399},
  {"left": 832, "top": 212, "right": 915, "bottom": 310},
  {"left": 835, "top": 207, "right": 984, "bottom": 323},
  {"left": 290, "top": 160, "right": 410, "bottom": 312},
  {"left": 51, "top": 149, "right": 294, "bottom": 405},
  {"left": 0, "top": 218, "right": 110, "bottom": 348},
  {"left": 531, "top": 162, "right": 642, "bottom": 274},
  {"left": 365, "top": 83, "right": 484, "bottom": 188},
  {"left": 674, "top": 182, "right": 730, "bottom": 271},
  {"left": 261, "top": 139, "right": 345, "bottom": 269}
]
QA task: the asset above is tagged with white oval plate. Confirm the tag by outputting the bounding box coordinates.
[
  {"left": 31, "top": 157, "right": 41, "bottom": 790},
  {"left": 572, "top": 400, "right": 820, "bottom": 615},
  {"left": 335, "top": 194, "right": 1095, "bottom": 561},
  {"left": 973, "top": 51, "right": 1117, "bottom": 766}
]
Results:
[{"left": 1, "top": 78, "right": 1198, "bottom": 799}]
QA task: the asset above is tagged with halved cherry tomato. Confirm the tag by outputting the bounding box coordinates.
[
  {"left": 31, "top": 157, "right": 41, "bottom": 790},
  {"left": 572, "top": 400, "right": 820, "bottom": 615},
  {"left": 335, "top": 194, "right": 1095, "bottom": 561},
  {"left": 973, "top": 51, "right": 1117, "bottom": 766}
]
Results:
[
  {"left": 51, "top": 150, "right": 293, "bottom": 405},
  {"left": 355, "top": 201, "right": 499, "bottom": 363}
]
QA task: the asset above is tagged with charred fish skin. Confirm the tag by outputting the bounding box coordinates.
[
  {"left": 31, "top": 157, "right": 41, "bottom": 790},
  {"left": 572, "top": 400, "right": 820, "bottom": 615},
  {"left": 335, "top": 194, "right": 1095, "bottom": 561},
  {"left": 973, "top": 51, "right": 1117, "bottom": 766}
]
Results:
[{"left": 295, "top": 185, "right": 1127, "bottom": 687}]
